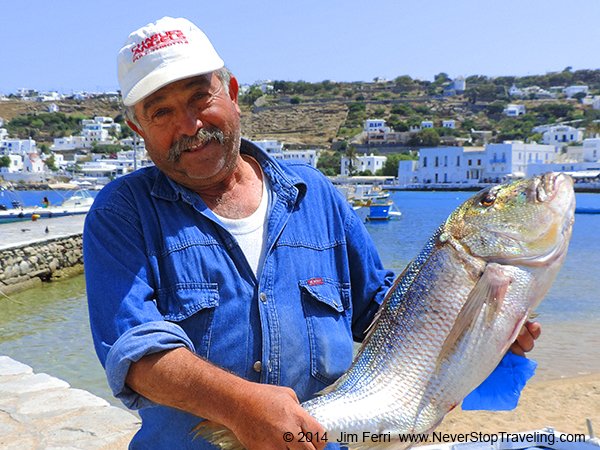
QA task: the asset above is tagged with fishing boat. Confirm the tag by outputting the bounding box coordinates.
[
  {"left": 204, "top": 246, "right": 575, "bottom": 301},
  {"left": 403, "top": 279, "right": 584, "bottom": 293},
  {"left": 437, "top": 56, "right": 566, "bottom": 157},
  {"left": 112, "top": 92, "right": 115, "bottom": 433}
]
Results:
[
  {"left": 366, "top": 200, "right": 402, "bottom": 221},
  {"left": 0, "top": 189, "right": 95, "bottom": 223}
]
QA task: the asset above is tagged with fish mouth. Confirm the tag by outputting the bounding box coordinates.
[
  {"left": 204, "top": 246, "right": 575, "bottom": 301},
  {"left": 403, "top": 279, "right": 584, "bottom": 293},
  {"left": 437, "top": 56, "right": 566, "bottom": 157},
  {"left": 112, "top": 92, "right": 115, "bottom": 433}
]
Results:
[{"left": 531, "top": 172, "right": 573, "bottom": 204}]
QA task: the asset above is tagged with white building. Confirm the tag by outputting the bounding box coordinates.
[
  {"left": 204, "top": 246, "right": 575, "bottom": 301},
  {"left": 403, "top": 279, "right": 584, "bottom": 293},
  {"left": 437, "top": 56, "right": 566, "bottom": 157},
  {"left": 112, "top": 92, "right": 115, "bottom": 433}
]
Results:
[
  {"left": 0, "top": 137, "right": 37, "bottom": 156},
  {"left": 252, "top": 139, "right": 319, "bottom": 168},
  {"left": 51, "top": 116, "right": 120, "bottom": 151},
  {"left": 51, "top": 135, "right": 88, "bottom": 151},
  {"left": 442, "top": 120, "right": 456, "bottom": 129},
  {"left": 503, "top": 104, "right": 526, "bottom": 117},
  {"left": 0, "top": 154, "right": 23, "bottom": 173},
  {"left": 417, "top": 146, "right": 486, "bottom": 184},
  {"left": 397, "top": 160, "right": 418, "bottom": 185},
  {"left": 509, "top": 84, "right": 523, "bottom": 97},
  {"left": 341, "top": 153, "right": 386, "bottom": 176},
  {"left": 421, "top": 120, "right": 434, "bottom": 129},
  {"left": 563, "top": 85, "right": 589, "bottom": 98},
  {"left": 252, "top": 139, "right": 284, "bottom": 154},
  {"left": 364, "top": 119, "right": 388, "bottom": 133},
  {"left": 542, "top": 125, "right": 583, "bottom": 145},
  {"left": 397, "top": 141, "right": 559, "bottom": 185},
  {"left": 23, "top": 153, "right": 46, "bottom": 173},
  {"left": 81, "top": 116, "right": 121, "bottom": 144},
  {"left": 452, "top": 76, "right": 465, "bottom": 92},
  {"left": 582, "top": 138, "right": 600, "bottom": 162},
  {"left": 272, "top": 149, "right": 318, "bottom": 167},
  {"left": 485, "top": 142, "right": 558, "bottom": 180}
]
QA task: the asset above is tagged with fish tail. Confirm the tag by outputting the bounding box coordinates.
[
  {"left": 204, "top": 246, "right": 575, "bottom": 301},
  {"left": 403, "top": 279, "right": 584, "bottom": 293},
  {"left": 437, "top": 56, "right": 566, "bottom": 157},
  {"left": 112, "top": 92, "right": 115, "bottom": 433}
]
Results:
[{"left": 191, "top": 421, "right": 244, "bottom": 450}]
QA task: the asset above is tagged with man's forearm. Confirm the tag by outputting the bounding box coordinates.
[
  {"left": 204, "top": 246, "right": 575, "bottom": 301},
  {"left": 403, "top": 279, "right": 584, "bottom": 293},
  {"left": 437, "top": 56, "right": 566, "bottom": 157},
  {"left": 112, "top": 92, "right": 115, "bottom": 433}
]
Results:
[
  {"left": 125, "top": 347, "right": 327, "bottom": 449},
  {"left": 125, "top": 347, "right": 249, "bottom": 427}
]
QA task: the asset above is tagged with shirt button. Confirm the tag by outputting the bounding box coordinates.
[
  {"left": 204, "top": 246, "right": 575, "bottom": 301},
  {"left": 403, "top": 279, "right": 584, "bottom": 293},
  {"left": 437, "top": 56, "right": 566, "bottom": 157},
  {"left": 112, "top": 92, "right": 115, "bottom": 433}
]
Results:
[
  {"left": 259, "top": 292, "right": 267, "bottom": 303},
  {"left": 253, "top": 361, "right": 262, "bottom": 373}
]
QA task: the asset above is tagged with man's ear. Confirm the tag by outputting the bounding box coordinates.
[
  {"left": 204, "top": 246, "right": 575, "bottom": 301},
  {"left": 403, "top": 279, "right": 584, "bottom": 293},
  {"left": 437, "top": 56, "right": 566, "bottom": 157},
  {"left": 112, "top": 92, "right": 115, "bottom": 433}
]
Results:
[
  {"left": 126, "top": 120, "right": 144, "bottom": 137},
  {"left": 228, "top": 75, "right": 241, "bottom": 114}
]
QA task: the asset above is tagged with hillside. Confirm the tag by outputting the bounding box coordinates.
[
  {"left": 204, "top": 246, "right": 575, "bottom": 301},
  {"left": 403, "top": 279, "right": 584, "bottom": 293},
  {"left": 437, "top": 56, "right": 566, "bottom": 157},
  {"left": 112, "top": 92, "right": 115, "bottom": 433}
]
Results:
[{"left": 3, "top": 68, "right": 600, "bottom": 148}]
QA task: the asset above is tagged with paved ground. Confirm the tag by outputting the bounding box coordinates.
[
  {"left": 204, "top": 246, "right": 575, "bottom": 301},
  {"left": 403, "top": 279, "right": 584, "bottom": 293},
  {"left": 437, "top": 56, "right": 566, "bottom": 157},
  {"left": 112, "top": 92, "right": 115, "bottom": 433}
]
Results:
[
  {"left": 0, "top": 355, "right": 140, "bottom": 449},
  {"left": 0, "top": 215, "right": 86, "bottom": 250}
]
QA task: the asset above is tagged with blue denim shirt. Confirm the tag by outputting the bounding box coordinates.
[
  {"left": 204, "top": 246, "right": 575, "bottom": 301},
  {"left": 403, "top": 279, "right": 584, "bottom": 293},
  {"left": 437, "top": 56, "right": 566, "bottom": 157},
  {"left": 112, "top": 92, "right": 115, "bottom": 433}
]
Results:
[{"left": 84, "top": 139, "right": 394, "bottom": 449}]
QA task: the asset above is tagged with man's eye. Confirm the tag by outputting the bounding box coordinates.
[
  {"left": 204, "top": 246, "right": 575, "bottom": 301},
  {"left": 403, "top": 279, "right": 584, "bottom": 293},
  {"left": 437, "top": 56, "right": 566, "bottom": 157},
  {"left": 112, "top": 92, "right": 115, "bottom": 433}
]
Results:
[
  {"left": 192, "top": 92, "right": 209, "bottom": 103},
  {"left": 152, "top": 109, "right": 171, "bottom": 120}
]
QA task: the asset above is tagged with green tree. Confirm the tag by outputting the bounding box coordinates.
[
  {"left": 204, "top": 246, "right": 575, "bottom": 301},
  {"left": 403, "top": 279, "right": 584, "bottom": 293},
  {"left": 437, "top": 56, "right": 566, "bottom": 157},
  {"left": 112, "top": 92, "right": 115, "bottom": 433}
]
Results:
[
  {"left": 345, "top": 145, "right": 359, "bottom": 176},
  {"left": 380, "top": 153, "right": 414, "bottom": 176},
  {"left": 408, "top": 129, "right": 440, "bottom": 147},
  {"left": 240, "top": 86, "right": 264, "bottom": 105},
  {"left": 45, "top": 154, "right": 58, "bottom": 171},
  {"left": 0, "top": 156, "right": 11, "bottom": 168},
  {"left": 316, "top": 151, "right": 341, "bottom": 176}
]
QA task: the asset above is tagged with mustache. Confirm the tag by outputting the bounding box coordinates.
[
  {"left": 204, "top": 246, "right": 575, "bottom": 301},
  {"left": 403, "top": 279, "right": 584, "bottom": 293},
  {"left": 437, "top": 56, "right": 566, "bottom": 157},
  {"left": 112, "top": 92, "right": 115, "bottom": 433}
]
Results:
[{"left": 167, "top": 127, "right": 225, "bottom": 162}]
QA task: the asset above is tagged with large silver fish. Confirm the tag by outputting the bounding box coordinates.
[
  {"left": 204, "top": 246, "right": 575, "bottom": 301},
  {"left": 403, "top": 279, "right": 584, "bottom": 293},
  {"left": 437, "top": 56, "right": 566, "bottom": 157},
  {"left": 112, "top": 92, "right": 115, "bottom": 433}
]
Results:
[{"left": 199, "top": 172, "right": 575, "bottom": 449}]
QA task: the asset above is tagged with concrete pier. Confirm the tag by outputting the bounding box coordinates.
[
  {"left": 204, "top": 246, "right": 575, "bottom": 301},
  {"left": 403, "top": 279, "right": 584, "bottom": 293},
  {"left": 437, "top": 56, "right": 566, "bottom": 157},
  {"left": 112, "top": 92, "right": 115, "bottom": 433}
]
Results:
[
  {"left": 0, "top": 355, "right": 140, "bottom": 449},
  {"left": 0, "top": 215, "right": 86, "bottom": 294}
]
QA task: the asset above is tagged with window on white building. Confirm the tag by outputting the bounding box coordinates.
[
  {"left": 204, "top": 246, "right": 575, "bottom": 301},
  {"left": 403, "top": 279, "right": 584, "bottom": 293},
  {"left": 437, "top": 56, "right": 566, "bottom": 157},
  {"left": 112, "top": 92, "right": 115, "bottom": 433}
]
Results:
[{"left": 456, "top": 156, "right": 460, "bottom": 166}]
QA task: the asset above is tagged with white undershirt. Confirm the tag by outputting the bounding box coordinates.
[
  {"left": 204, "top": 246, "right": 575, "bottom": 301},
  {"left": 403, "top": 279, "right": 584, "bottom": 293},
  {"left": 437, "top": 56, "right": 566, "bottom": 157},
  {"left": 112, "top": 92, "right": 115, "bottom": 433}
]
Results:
[{"left": 213, "top": 168, "right": 270, "bottom": 278}]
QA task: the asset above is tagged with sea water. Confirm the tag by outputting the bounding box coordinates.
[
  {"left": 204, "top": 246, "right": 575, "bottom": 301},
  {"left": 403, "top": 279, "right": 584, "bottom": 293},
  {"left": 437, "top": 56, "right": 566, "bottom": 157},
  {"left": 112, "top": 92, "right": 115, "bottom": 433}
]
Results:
[{"left": 0, "top": 191, "right": 598, "bottom": 406}]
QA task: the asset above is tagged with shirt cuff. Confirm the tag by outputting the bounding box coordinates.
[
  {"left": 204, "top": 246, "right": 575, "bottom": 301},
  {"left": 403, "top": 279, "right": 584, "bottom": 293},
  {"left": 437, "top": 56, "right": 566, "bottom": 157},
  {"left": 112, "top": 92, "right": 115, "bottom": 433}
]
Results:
[{"left": 105, "top": 321, "right": 195, "bottom": 410}]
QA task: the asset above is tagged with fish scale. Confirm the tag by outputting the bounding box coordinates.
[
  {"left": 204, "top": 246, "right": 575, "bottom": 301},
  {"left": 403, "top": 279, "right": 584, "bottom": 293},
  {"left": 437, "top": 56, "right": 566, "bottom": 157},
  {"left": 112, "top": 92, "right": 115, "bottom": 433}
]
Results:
[{"left": 197, "top": 173, "right": 575, "bottom": 450}]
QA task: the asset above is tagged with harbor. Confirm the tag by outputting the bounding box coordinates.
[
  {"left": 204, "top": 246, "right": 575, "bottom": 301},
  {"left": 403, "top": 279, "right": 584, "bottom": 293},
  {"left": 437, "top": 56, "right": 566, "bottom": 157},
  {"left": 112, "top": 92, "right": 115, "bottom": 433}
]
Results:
[{"left": 0, "top": 189, "right": 598, "bottom": 447}]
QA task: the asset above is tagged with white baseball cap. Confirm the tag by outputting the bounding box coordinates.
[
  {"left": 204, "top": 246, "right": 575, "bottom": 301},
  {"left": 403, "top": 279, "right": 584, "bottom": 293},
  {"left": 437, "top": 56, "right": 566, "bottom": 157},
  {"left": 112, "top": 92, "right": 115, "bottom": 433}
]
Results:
[{"left": 117, "top": 17, "right": 224, "bottom": 106}]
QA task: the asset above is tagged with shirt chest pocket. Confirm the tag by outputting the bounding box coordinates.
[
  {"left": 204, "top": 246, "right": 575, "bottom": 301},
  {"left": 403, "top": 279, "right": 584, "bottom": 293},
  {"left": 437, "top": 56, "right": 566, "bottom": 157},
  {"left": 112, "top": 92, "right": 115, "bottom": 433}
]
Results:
[
  {"left": 156, "top": 283, "right": 220, "bottom": 358},
  {"left": 300, "top": 278, "right": 353, "bottom": 385}
]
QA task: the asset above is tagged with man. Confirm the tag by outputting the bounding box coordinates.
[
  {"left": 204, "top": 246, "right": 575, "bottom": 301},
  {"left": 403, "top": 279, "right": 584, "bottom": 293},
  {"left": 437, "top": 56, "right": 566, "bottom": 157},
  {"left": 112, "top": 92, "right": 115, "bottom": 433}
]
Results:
[{"left": 84, "top": 17, "right": 540, "bottom": 450}]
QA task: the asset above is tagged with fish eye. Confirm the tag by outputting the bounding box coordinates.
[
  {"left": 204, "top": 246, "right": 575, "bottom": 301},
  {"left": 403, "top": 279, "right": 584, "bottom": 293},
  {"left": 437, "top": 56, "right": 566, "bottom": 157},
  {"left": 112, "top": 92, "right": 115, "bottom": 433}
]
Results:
[{"left": 480, "top": 191, "right": 496, "bottom": 207}]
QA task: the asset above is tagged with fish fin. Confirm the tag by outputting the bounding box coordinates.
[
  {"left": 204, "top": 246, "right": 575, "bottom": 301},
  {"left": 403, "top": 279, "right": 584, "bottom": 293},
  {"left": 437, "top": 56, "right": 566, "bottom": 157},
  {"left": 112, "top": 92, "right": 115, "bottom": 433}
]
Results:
[
  {"left": 436, "top": 263, "right": 513, "bottom": 369},
  {"left": 191, "top": 421, "right": 244, "bottom": 450}
]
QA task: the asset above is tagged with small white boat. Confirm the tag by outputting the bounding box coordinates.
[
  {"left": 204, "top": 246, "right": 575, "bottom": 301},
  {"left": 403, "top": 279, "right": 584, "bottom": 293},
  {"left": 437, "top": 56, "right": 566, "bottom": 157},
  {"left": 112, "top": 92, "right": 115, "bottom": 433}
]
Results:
[{"left": 0, "top": 189, "right": 95, "bottom": 223}]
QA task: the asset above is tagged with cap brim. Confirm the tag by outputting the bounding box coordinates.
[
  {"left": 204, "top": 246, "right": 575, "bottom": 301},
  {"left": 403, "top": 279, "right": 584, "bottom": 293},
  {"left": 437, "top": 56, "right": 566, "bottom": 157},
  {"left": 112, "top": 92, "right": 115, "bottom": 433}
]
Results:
[{"left": 123, "top": 55, "right": 224, "bottom": 106}]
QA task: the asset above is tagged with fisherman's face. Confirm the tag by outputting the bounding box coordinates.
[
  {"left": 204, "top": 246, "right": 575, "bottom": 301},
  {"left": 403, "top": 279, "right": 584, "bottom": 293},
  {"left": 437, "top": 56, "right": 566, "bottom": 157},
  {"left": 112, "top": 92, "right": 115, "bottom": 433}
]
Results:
[{"left": 130, "top": 72, "right": 242, "bottom": 190}]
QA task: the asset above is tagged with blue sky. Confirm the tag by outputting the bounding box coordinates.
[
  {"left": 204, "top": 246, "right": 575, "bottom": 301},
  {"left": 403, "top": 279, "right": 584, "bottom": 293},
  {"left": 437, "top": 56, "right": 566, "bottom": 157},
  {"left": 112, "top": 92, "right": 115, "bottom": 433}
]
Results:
[{"left": 1, "top": 0, "right": 599, "bottom": 94}]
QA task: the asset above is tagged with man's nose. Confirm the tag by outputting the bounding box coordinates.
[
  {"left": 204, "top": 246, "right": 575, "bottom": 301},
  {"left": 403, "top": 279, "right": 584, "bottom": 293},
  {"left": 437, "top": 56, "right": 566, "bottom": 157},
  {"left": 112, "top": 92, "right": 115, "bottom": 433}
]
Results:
[{"left": 179, "top": 107, "right": 203, "bottom": 136}]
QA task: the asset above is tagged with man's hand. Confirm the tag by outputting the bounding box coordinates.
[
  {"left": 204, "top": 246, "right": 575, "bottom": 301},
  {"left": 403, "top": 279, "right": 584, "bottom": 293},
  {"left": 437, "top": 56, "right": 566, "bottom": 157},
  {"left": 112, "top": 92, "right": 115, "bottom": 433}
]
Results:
[
  {"left": 509, "top": 320, "right": 541, "bottom": 356},
  {"left": 226, "top": 383, "right": 327, "bottom": 450}
]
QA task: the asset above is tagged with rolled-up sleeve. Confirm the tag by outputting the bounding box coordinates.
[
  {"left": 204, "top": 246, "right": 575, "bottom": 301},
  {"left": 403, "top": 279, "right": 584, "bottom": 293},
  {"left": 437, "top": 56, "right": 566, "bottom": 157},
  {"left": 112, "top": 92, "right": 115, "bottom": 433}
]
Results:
[{"left": 83, "top": 203, "right": 194, "bottom": 409}]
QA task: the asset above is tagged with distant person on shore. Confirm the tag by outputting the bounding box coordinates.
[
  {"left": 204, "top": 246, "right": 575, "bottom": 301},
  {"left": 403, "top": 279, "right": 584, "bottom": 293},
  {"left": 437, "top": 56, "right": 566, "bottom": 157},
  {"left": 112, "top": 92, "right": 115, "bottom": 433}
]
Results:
[
  {"left": 83, "top": 17, "right": 540, "bottom": 449},
  {"left": 41, "top": 196, "right": 50, "bottom": 208}
]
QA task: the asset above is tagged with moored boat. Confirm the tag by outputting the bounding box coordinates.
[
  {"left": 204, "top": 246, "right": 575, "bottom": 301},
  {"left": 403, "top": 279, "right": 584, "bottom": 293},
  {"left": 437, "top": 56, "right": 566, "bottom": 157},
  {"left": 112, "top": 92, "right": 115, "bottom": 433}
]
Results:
[{"left": 0, "top": 189, "right": 95, "bottom": 224}]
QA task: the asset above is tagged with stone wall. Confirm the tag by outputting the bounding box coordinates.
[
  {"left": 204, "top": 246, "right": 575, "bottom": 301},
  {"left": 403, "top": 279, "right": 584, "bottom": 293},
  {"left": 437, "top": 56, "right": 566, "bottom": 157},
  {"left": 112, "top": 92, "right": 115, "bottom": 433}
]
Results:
[{"left": 0, "top": 234, "right": 83, "bottom": 295}]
